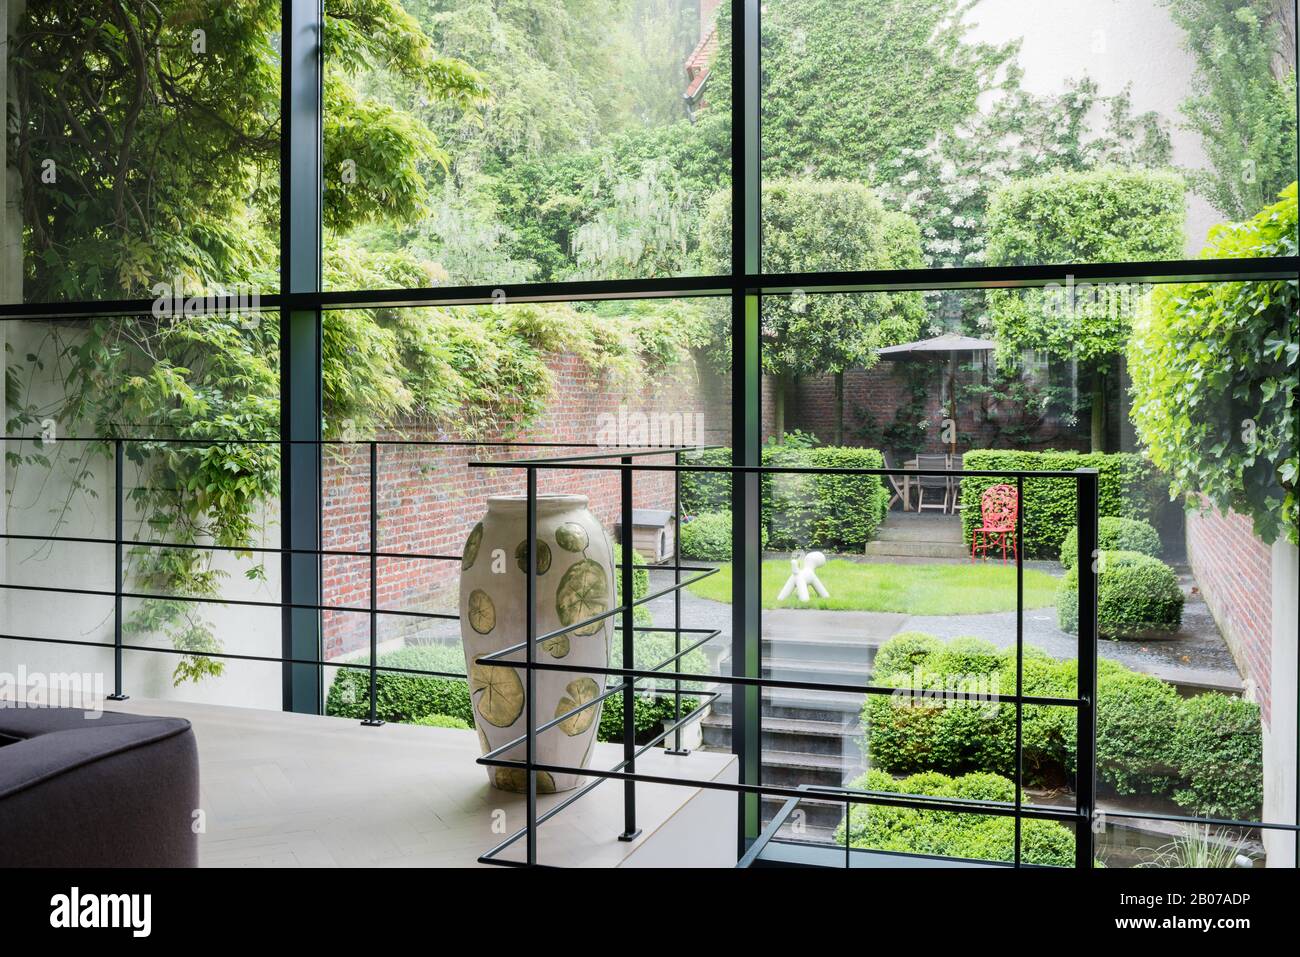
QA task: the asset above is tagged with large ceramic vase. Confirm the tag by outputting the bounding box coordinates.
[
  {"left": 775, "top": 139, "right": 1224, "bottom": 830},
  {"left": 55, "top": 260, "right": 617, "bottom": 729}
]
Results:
[{"left": 459, "top": 494, "right": 614, "bottom": 793}]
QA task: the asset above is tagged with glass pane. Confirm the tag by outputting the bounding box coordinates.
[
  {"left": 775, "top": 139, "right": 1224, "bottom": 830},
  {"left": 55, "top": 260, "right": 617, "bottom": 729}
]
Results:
[
  {"left": 2, "top": 313, "right": 282, "bottom": 705},
  {"left": 317, "top": 298, "right": 732, "bottom": 770},
  {"left": 760, "top": 0, "right": 1298, "bottom": 272},
  {"left": 322, "top": 0, "right": 731, "bottom": 290},
  {"left": 5, "top": 3, "right": 281, "bottom": 304}
]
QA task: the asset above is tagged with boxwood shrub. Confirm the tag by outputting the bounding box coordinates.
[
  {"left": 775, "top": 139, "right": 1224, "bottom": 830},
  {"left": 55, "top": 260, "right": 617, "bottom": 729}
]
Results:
[
  {"left": 1169, "top": 693, "right": 1264, "bottom": 820},
  {"left": 1059, "top": 516, "right": 1162, "bottom": 569},
  {"left": 680, "top": 511, "right": 733, "bottom": 560},
  {"left": 863, "top": 632, "right": 1263, "bottom": 820},
  {"left": 834, "top": 768, "right": 1076, "bottom": 867},
  {"left": 959, "top": 450, "right": 1165, "bottom": 559},
  {"left": 681, "top": 445, "right": 889, "bottom": 551},
  {"left": 326, "top": 635, "right": 705, "bottom": 745},
  {"left": 1057, "top": 550, "right": 1184, "bottom": 637}
]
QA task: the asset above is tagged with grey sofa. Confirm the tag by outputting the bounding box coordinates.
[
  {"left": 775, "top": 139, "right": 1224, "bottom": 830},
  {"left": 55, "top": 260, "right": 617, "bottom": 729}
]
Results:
[{"left": 0, "top": 707, "right": 199, "bottom": 867}]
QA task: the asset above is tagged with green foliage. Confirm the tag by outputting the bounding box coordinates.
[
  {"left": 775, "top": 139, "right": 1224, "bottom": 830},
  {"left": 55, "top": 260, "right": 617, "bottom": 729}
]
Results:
[
  {"left": 1059, "top": 517, "right": 1163, "bottom": 569},
  {"left": 681, "top": 446, "right": 891, "bottom": 552},
  {"left": 679, "top": 448, "right": 734, "bottom": 516},
  {"left": 986, "top": 167, "right": 1186, "bottom": 366},
  {"left": 324, "top": 642, "right": 695, "bottom": 744},
  {"left": 862, "top": 633, "right": 1261, "bottom": 818},
  {"left": 834, "top": 769, "right": 1076, "bottom": 867},
  {"left": 1057, "top": 550, "right": 1185, "bottom": 638},
  {"left": 871, "top": 632, "right": 943, "bottom": 679},
  {"left": 762, "top": 446, "right": 890, "bottom": 551},
  {"left": 740, "top": 0, "right": 1015, "bottom": 184},
  {"left": 1094, "top": 660, "right": 1182, "bottom": 795},
  {"left": 412, "top": 714, "right": 472, "bottom": 730},
  {"left": 698, "top": 181, "right": 925, "bottom": 395},
  {"left": 612, "top": 544, "right": 650, "bottom": 605},
  {"left": 959, "top": 450, "right": 1166, "bottom": 558},
  {"left": 327, "top": 645, "right": 473, "bottom": 724},
  {"left": 1162, "top": 0, "right": 1298, "bottom": 221},
  {"left": 680, "top": 512, "right": 735, "bottom": 562},
  {"left": 1129, "top": 183, "right": 1299, "bottom": 546},
  {"left": 1169, "top": 692, "right": 1264, "bottom": 821}
]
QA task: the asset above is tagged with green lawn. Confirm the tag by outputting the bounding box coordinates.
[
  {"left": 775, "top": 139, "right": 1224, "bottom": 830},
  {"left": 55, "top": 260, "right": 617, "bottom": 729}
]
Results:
[{"left": 687, "top": 560, "right": 1059, "bottom": 615}]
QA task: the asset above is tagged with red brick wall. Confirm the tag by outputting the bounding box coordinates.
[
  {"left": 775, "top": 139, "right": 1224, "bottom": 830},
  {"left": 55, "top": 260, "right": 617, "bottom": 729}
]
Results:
[
  {"left": 1185, "top": 506, "right": 1274, "bottom": 722},
  {"left": 320, "top": 354, "right": 731, "bottom": 659},
  {"left": 792, "top": 362, "right": 1088, "bottom": 455}
]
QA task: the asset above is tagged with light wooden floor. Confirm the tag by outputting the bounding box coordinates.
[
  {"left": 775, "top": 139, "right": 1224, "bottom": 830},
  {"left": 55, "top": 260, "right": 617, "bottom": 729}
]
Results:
[{"left": 102, "top": 698, "right": 736, "bottom": 868}]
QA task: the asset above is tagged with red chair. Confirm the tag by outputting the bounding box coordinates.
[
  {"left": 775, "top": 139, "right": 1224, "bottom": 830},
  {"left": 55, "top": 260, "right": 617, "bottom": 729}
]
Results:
[{"left": 970, "top": 484, "right": 1019, "bottom": 563}]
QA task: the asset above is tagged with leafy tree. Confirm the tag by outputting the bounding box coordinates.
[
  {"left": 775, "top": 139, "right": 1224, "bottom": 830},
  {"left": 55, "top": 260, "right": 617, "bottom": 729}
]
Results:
[
  {"left": 985, "top": 167, "right": 1187, "bottom": 451},
  {"left": 1129, "top": 182, "right": 1298, "bottom": 546},
  {"left": 1162, "top": 0, "right": 1298, "bottom": 221},
  {"left": 711, "top": 0, "right": 1016, "bottom": 183},
  {"left": 699, "top": 180, "right": 927, "bottom": 441}
]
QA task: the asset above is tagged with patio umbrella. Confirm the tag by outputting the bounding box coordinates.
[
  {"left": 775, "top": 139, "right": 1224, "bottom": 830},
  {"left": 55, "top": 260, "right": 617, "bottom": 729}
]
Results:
[{"left": 877, "top": 333, "right": 997, "bottom": 453}]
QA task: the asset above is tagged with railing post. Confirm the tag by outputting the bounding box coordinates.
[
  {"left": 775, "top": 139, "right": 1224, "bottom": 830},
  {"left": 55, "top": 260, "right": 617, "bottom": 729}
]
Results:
[
  {"left": 666, "top": 449, "right": 688, "bottom": 755},
  {"left": 107, "top": 438, "right": 128, "bottom": 702},
  {"left": 525, "top": 467, "right": 539, "bottom": 865},
  {"left": 618, "top": 455, "right": 641, "bottom": 841},
  {"left": 362, "top": 441, "right": 383, "bottom": 726},
  {"left": 1075, "top": 468, "right": 1099, "bottom": 868}
]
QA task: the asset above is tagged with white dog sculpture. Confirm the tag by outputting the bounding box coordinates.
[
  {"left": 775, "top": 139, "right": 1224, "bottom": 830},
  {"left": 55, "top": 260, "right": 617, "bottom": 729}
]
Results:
[{"left": 777, "top": 551, "right": 830, "bottom": 603}]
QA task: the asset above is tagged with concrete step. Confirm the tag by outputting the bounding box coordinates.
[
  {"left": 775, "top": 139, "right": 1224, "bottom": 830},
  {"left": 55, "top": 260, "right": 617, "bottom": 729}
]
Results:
[
  {"left": 760, "top": 749, "right": 856, "bottom": 788},
  {"left": 702, "top": 713, "right": 860, "bottom": 756},
  {"left": 762, "top": 795, "right": 849, "bottom": 834},
  {"left": 713, "top": 687, "right": 865, "bottom": 722},
  {"left": 875, "top": 520, "right": 965, "bottom": 544},
  {"left": 764, "top": 656, "right": 872, "bottom": 687},
  {"left": 864, "top": 540, "right": 970, "bottom": 560},
  {"left": 762, "top": 634, "right": 875, "bottom": 665}
]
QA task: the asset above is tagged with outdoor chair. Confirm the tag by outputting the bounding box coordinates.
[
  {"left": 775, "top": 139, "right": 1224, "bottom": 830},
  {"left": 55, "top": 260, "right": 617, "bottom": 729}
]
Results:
[
  {"left": 970, "top": 483, "right": 1019, "bottom": 563},
  {"left": 882, "top": 450, "right": 910, "bottom": 511},
  {"left": 949, "top": 454, "right": 965, "bottom": 511},
  {"left": 914, "top": 454, "right": 951, "bottom": 513}
]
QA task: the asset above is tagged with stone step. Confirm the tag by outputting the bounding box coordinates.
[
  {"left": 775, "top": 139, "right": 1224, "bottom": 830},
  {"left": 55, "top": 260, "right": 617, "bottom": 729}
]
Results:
[
  {"left": 702, "top": 713, "right": 860, "bottom": 756},
  {"left": 712, "top": 687, "right": 864, "bottom": 722},
  {"left": 762, "top": 795, "right": 849, "bottom": 833},
  {"left": 863, "top": 540, "right": 971, "bottom": 560},
  {"left": 759, "top": 749, "right": 856, "bottom": 788},
  {"left": 875, "top": 522, "right": 965, "bottom": 544},
  {"left": 764, "top": 656, "right": 873, "bottom": 687},
  {"left": 762, "top": 634, "right": 875, "bottom": 665}
]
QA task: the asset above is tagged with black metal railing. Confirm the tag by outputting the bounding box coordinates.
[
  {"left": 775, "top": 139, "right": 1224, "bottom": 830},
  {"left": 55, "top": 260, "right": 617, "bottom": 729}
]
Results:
[
  {"left": 461, "top": 452, "right": 1105, "bottom": 867},
  {"left": 4, "top": 438, "right": 1297, "bottom": 868}
]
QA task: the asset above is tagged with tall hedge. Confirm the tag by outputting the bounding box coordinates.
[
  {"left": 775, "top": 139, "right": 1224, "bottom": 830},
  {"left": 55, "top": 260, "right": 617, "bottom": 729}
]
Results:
[
  {"left": 959, "top": 449, "right": 1165, "bottom": 559},
  {"left": 681, "top": 446, "right": 889, "bottom": 551}
]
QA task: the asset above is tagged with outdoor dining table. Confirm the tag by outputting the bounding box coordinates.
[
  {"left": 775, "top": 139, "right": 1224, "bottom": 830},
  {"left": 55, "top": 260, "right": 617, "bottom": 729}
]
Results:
[{"left": 900, "top": 457, "right": 963, "bottom": 513}]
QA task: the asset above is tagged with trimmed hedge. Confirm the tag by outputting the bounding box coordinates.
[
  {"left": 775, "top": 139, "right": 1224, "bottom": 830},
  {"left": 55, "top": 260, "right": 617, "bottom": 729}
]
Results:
[
  {"left": 1057, "top": 550, "right": 1185, "bottom": 638},
  {"left": 681, "top": 511, "right": 733, "bottom": 561},
  {"left": 1059, "top": 517, "right": 1162, "bottom": 569},
  {"left": 680, "top": 510, "right": 771, "bottom": 560},
  {"left": 863, "top": 633, "right": 1263, "bottom": 820},
  {"left": 1170, "top": 693, "right": 1264, "bottom": 820},
  {"left": 959, "top": 450, "right": 1165, "bottom": 559},
  {"left": 681, "top": 445, "right": 889, "bottom": 551},
  {"left": 326, "top": 636, "right": 704, "bottom": 745},
  {"left": 834, "top": 768, "right": 1076, "bottom": 867},
  {"left": 413, "top": 714, "right": 472, "bottom": 730}
]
